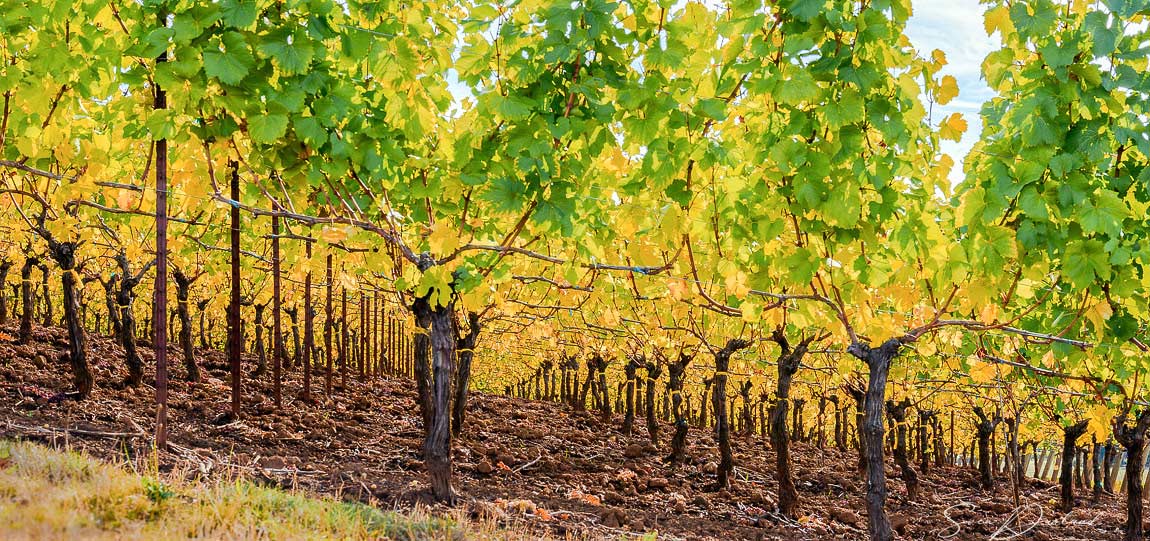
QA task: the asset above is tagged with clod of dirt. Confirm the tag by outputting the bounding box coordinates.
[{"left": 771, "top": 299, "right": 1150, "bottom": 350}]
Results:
[
  {"left": 258, "top": 456, "right": 287, "bottom": 469},
  {"left": 210, "top": 411, "right": 236, "bottom": 426},
  {"left": 598, "top": 507, "right": 627, "bottom": 528},
  {"left": 624, "top": 444, "right": 644, "bottom": 458},
  {"left": 495, "top": 453, "right": 516, "bottom": 466},
  {"left": 979, "top": 500, "right": 1013, "bottom": 514},
  {"left": 475, "top": 460, "right": 494, "bottom": 474},
  {"left": 829, "top": 508, "right": 862, "bottom": 529},
  {"left": 890, "top": 513, "right": 909, "bottom": 535},
  {"left": 614, "top": 468, "right": 638, "bottom": 484},
  {"left": 646, "top": 477, "right": 669, "bottom": 490}
]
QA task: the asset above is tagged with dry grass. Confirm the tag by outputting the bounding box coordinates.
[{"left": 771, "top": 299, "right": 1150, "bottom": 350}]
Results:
[{"left": 0, "top": 439, "right": 559, "bottom": 540}]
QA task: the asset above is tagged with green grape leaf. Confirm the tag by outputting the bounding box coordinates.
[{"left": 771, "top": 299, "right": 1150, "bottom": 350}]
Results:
[{"left": 249, "top": 114, "right": 290, "bottom": 144}]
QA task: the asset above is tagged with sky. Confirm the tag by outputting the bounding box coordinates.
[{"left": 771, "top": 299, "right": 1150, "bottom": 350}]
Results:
[{"left": 904, "top": 0, "right": 1000, "bottom": 183}]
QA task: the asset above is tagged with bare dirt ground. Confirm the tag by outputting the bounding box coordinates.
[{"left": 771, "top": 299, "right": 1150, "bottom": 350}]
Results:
[{"left": 0, "top": 324, "right": 1128, "bottom": 540}]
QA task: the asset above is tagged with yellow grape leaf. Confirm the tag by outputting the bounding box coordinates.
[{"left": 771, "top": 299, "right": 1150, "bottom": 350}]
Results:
[
  {"left": 1085, "top": 300, "right": 1113, "bottom": 337},
  {"left": 1131, "top": 55, "right": 1148, "bottom": 74},
  {"left": 939, "top": 113, "right": 967, "bottom": 141},
  {"left": 1086, "top": 404, "right": 1110, "bottom": 439},
  {"left": 460, "top": 286, "right": 490, "bottom": 312},
  {"left": 615, "top": 205, "right": 640, "bottom": 238},
  {"left": 116, "top": 189, "right": 136, "bottom": 210},
  {"left": 836, "top": 355, "right": 858, "bottom": 375},
  {"left": 667, "top": 278, "right": 690, "bottom": 301},
  {"left": 16, "top": 125, "right": 41, "bottom": 158},
  {"left": 979, "top": 303, "right": 999, "bottom": 324},
  {"left": 939, "top": 329, "right": 963, "bottom": 349},
  {"left": 338, "top": 272, "right": 358, "bottom": 292},
  {"left": 656, "top": 205, "right": 684, "bottom": 247},
  {"left": 169, "top": 235, "right": 187, "bottom": 255},
  {"left": 604, "top": 147, "right": 629, "bottom": 175},
  {"left": 427, "top": 221, "right": 460, "bottom": 254},
  {"left": 741, "top": 299, "right": 762, "bottom": 324},
  {"left": 931, "top": 49, "right": 948, "bottom": 69},
  {"left": 724, "top": 270, "right": 750, "bottom": 298},
  {"left": 1039, "top": 350, "right": 1056, "bottom": 369},
  {"left": 969, "top": 358, "right": 997, "bottom": 384},
  {"left": 984, "top": 6, "right": 1011, "bottom": 36},
  {"left": 761, "top": 306, "right": 784, "bottom": 329},
  {"left": 942, "top": 355, "right": 962, "bottom": 372},
  {"left": 320, "top": 225, "right": 348, "bottom": 244},
  {"left": 929, "top": 154, "right": 955, "bottom": 195},
  {"left": 936, "top": 75, "right": 958, "bottom": 105},
  {"left": 289, "top": 267, "right": 306, "bottom": 284}
]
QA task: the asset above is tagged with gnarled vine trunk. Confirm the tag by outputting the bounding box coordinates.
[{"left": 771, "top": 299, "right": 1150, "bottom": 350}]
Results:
[
  {"left": 847, "top": 338, "right": 902, "bottom": 541},
  {"left": 37, "top": 264, "right": 51, "bottom": 327},
  {"left": 918, "top": 410, "right": 933, "bottom": 474},
  {"left": 645, "top": 361, "right": 661, "bottom": 445},
  {"left": 409, "top": 256, "right": 457, "bottom": 502},
  {"left": 0, "top": 260, "right": 10, "bottom": 324},
  {"left": 577, "top": 357, "right": 595, "bottom": 411},
  {"left": 252, "top": 303, "right": 267, "bottom": 377},
  {"left": 411, "top": 296, "right": 434, "bottom": 429},
  {"left": 830, "top": 395, "right": 845, "bottom": 450},
  {"left": 1005, "top": 416, "right": 1024, "bottom": 504},
  {"left": 100, "top": 276, "right": 121, "bottom": 339},
  {"left": 666, "top": 355, "right": 690, "bottom": 464},
  {"left": 451, "top": 311, "right": 480, "bottom": 438},
  {"left": 1091, "top": 438, "right": 1102, "bottom": 502},
  {"left": 887, "top": 398, "right": 919, "bottom": 501},
  {"left": 846, "top": 383, "right": 866, "bottom": 475},
  {"left": 713, "top": 338, "right": 751, "bottom": 489},
  {"left": 425, "top": 301, "right": 457, "bottom": 501},
  {"left": 1059, "top": 419, "right": 1089, "bottom": 512},
  {"left": 622, "top": 357, "right": 639, "bottom": 435},
  {"left": 596, "top": 356, "right": 611, "bottom": 422},
  {"left": 301, "top": 242, "right": 314, "bottom": 403},
  {"left": 19, "top": 257, "right": 34, "bottom": 344},
  {"left": 172, "top": 270, "right": 201, "bottom": 382},
  {"left": 51, "top": 244, "right": 91, "bottom": 399},
  {"left": 769, "top": 330, "right": 814, "bottom": 518},
  {"left": 1116, "top": 410, "right": 1150, "bottom": 541},
  {"left": 285, "top": 305, "right": 300, "bottom": 371},
  {"left": 973, "top": 406, "right": 999, "bottom": 490}
]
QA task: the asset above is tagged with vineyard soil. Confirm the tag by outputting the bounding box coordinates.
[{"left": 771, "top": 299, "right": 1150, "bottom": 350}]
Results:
[{"left": 0, "top": 325, "right": 1130, "bottom": 540}]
